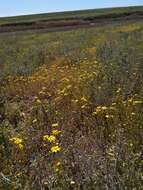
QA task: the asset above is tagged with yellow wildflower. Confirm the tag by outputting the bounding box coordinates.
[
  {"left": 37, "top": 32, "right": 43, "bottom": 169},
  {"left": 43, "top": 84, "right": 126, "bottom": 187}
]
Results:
[
  {"left": 10, "top": 137, "right": 24, "bottom": 150},
  {"left": 10, "top": 137, "right": 23, "bottom": 145},
  {"left": 18, "top": 144, "right": 24, "bottom": 150},
  {"left": 52, "top": 130, "right": 62, "bottom": 135},
  {"left": 43, "top": 135, "right": 56, "bottom": 142},
  {"left": 128, "top": 98, "right": 133, "bottom": 103},
  {"left": 105, "top": 115, "right": 114, "bottom": 119},
  {"left": 43, "top": 135, "right": 49, "bottom": 141},
  {"left": 70, "top": 181, "right": 76, "bottom": 185},
  {"left": 96, "top": 107, "right": 102, "bottom": 112},
  {"left": 52, "top": 123, "right": 59, "bottom": 128},
  {"left": 51, "top": 145, "right": 61, "bottom": 153},
  {"left": 48, "top": 135, "right": 56, "bottom": 142}
]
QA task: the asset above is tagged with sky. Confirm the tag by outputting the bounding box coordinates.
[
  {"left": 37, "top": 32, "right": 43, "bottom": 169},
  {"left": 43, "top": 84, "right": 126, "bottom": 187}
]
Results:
[{"left": 0, "top": 0, "right": 143, "bottom": 17}]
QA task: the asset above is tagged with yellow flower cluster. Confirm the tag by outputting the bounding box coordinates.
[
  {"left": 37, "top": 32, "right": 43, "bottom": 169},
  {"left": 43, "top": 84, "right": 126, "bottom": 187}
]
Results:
[
  {"left": 127, "top": 98, "right": 142, "bottom": 106},
  {"left": 51, "top": 145, "right": 61, "bottom": 153},
  {"left": 43, "top": 135, "right": 56, "bottom": 142},
  {"left": 9, "top": 137, "right": 24, "bottom": 150},
  {"left": 92, "top": 106, "right": 108, "bottom": 115},
  {"left": 52, "top": 130, "right": 62, "bottom": 135},
  {"left": 43, "top": 123, "right": 61, "bottom": 153}
]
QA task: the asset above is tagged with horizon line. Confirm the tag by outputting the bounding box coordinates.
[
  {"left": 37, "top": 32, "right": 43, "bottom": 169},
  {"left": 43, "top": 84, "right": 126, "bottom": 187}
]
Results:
[{"left": 0, "top": 4, "right": 142, "bottom": 18}]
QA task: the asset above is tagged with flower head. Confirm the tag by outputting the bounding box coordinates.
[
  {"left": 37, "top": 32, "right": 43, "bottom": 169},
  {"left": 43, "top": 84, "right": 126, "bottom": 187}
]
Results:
[
  {"left": 43, "top": 135, "right": 56, "bottom": 142},
  {"left": 43, "top": 135, "right": 49, "bottom": 141},
  {"left": 52, "top": 123, "right": 59, "bottom": 128},
  {"left": 10, "top": 137, "right": 23, "bottom": 145},
  {"left": 18, "top": 144, "right": 24, "bottom": 150},
  {"left": 51, "top": 145, "right": 61, "bottom": 153},
  {"left": 52, "top": 130, "right": 62, "bottom": 136},
  {"left": 9, "top": 137, "right": 24, "bottom": 150}
]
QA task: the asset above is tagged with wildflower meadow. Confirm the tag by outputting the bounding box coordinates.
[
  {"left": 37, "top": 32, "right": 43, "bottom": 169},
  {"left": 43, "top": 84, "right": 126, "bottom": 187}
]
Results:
[{"left": 0, "top": 20, "right": 143, "bottom": 189}]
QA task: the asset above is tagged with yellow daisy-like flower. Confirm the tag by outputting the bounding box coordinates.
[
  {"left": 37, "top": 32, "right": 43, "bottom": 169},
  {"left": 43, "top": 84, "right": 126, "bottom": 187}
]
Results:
[
  {"left": 18, "top": 144, "right": 24, "bottom": 150},
  {"left": 51, "top": 145, "right": 61, "bottom": 153},
  {"left": 52, "top": 123, "right": 59, "bottom": 128},
  {"left": 52, "top": 130, "right": 62, "bottom": 136},
  {"left": 43, "top": 135, "right": 56, "bottom": 142},
  {"left": 10, "top": 137, "right": 24, "bottom": 150},
  {"left": 48, "top": 135, "right": 56, "bottom": 142},
  {"left": 43, "top": 135, "right": 49, "bottom": 141},
  {"left": 10, "top": 137, "right": 23, "bottom": 145}
]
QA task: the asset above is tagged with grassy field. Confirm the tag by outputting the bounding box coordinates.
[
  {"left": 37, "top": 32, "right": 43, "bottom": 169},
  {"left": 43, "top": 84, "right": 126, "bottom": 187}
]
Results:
[
  {"left": 0, "top": 7, "right": 143, "bottom": 190},
  {"left": 0, "top": 6, "right": 143, "bottom": 25}
]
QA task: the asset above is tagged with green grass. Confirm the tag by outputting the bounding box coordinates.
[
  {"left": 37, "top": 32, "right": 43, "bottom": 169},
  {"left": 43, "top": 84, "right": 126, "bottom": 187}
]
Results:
[{"left": 0, "top": 6, "right": 143, "bottom": 25}]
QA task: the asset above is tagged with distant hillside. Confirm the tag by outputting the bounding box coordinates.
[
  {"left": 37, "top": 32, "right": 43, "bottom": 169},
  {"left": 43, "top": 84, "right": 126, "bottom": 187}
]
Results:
[{"left": 0, "top": 6, "right": 143, "bottom": 26}]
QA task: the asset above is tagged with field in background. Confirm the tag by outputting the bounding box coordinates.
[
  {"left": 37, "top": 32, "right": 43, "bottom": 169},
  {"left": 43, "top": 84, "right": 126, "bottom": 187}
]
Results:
[
  {"left": 0, "top": 7, "right": 143, "bottom": 190},
  {"left": 0, "top": 6, "right": 143, "bottom": 34},
  {"left": 0, "top": 6, "right": 143, "bottom": 25}
]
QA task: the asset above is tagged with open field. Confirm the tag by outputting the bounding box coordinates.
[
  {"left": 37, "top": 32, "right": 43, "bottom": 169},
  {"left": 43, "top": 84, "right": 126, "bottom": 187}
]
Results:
[
  {"left": 0, "top": 6, "right": 143, "bottom": 190},
  {"left": 0, "top": 6, "right": 143, "bottom": 34},
  {"left": 0, "top": 6, "right": 143, "bottom": 25}
]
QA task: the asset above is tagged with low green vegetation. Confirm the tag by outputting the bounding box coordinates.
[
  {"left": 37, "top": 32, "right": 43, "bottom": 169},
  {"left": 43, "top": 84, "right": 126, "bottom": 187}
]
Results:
[{"left": 0, "top": 6, "right": 143, "bottom": 25}]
